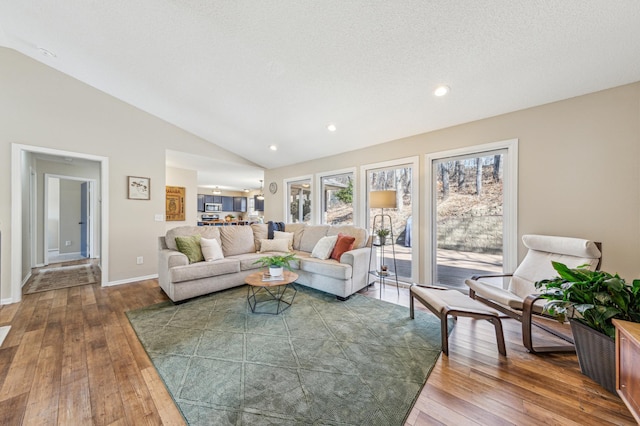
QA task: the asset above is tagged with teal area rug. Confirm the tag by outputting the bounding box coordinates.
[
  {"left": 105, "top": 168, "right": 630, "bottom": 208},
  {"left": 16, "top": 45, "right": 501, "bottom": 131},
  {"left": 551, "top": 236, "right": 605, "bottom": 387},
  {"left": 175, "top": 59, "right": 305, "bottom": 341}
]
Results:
[{"left": 127, "top": 285, "right": 447, "bottom": 425}]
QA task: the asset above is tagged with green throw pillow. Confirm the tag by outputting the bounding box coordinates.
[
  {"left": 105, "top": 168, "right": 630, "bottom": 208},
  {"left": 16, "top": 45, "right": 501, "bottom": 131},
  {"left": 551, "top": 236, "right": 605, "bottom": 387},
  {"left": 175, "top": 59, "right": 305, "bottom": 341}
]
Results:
[{"left": 175, "top": 235, "right": 204, "bottom": 264}]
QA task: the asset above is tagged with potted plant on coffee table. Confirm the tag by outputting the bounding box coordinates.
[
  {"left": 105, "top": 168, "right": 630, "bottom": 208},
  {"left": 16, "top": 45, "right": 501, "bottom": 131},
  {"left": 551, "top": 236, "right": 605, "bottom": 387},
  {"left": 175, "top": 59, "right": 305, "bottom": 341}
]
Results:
[
  {"left": 536, "top": 261, "right": 640, "bottom": 393},
  {"left": 254, "top": 252, "right": 297, "bottom": 277}
]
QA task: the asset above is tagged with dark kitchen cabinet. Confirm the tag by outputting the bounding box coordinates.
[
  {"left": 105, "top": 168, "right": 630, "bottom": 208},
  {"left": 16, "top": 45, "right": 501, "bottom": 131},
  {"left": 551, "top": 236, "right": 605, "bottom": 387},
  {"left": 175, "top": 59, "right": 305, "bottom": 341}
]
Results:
[
  {"left": 197, "top": 194, "right": 205, "bottom": 212},
  {"left": 254, "top": 195, "right": 264, "bottom": 212},
  {"left": 213, "top": 195, "right": 223, "bottom": 204},
  {"left": 204, "top": 194, "right": 214, "bottom": 204},
  {"left": 221, "top": 196, "right": 234, "bottom": 212},
  {"left": 233, "top": 197, "right": 247, "bottom": 212}
]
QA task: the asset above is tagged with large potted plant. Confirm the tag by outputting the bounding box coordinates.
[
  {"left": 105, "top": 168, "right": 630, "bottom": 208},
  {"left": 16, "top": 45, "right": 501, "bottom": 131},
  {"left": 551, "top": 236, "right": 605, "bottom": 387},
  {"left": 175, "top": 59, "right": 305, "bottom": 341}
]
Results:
[
  {"left": 536, "top": 261, "right": 640, "bottom": 393},
  {"left": 254, "top": 253, "right": 297, "bottom": 277}
]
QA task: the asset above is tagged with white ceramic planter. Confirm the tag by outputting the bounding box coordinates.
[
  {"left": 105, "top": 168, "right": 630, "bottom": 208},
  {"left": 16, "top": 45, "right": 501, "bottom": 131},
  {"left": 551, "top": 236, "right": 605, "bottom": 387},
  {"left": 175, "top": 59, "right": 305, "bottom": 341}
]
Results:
[{"left": 269, "top": 266, "right": 284, "bottom": 277}]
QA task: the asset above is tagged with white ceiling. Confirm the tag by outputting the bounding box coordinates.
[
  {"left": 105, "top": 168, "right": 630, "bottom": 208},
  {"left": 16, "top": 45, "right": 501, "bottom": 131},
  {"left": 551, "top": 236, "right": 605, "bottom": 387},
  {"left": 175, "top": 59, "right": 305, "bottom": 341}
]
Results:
[{"left": 2, "top": 1, "right": 640, "bottom": 185}]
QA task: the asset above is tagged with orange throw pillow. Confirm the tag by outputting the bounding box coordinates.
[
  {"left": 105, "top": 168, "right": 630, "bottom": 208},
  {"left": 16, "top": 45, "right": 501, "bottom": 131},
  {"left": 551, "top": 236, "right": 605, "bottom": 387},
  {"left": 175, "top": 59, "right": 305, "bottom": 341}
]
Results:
[{"left": 331, "top": 233, "right": 356, "bottom": 261}]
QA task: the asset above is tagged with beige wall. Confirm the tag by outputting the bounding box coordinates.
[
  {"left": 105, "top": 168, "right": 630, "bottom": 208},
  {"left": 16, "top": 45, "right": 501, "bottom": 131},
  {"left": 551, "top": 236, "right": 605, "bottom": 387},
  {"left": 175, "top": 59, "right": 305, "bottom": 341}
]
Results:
[
  {"left": 265, "top": 82, "right": 640, "bottom": 281},
  {"left": 165, "top": 166, "right": 198, "bottom": 232},
  {"left": 0, "top": 48, "right": 259, "bottom": 301}
]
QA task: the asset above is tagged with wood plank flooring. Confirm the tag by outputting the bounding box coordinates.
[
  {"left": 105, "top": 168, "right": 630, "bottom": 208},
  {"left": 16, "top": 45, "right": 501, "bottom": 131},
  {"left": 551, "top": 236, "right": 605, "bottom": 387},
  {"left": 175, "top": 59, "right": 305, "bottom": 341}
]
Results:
[{"left": 0, "top": 280, "right": 635, "bottom": 425}]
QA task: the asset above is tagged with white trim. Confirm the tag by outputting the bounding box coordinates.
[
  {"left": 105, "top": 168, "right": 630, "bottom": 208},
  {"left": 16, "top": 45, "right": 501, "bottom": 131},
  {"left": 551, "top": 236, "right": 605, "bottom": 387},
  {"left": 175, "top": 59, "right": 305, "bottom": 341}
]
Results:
[
  {"left": 0, "top": 298, "right": 15, "bottom": 305},
  {"left": 315, "top": 167, "right": 357, "bottom": 225},
  {"left": 21, "top": 271, "right": 32, "bottom": 288},
  {"left": 424, "top": 138, "right": 518, "bottom": 286},
  {"left": 29, "top": 168, "right": 37, "bottom": 268},
  {"left": 359, "top": 156, "right": 420, "bottom": 282},
  {"left": 282, "top": 175, "right": 314, "bottom": 224},
  {"left": 9, "top": 143, "right": 110, "bottom": 305},
  {"left": 105, "top": 274, "right": 158, "bottom": 287}
]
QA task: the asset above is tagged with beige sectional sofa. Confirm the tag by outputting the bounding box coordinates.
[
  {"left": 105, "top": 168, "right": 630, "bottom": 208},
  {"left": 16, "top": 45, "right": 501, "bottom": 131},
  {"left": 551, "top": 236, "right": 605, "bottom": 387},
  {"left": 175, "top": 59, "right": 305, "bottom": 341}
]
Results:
[{"left": 158, "top": 223, "right": 372, "bottom": 302}]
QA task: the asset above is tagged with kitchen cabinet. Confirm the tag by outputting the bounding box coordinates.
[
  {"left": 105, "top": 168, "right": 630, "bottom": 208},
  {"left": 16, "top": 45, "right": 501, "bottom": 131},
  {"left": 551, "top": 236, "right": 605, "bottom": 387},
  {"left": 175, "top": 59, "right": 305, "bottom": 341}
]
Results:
[
  {"left": 233, "top": 197, "right": 247, "bottom": 212},
  {"left": 213, "top": 195, "right": 223, "bottom": 204},
  {"left": 254, "top": 195, "right": 264, "bottom": 212},
  {"left": 197, "top": 194, "right": 205, "bottom": 212},
  {"left": 204, "top": 194, "right": 214, "bottom": 204},
  {"left": 221, "top": 196, "right": 234, "bottom": 212}
]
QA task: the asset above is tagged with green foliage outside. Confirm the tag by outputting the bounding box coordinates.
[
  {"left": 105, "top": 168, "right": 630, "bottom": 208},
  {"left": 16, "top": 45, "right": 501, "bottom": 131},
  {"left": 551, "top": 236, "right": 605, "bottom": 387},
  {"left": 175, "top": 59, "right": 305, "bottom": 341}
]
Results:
[{"left": 335, "top": 179, "right": 353, "bottom": 204}]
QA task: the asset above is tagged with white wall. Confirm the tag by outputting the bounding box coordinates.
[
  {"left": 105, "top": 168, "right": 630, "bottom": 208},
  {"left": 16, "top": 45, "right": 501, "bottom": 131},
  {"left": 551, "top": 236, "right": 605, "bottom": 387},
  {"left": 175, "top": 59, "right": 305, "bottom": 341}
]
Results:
[
  {"left": 0, "top": 47, "right": 261, "bottom": 302},
  {"left": 265, "top": 82, "right": 640, "bottom": 282}
]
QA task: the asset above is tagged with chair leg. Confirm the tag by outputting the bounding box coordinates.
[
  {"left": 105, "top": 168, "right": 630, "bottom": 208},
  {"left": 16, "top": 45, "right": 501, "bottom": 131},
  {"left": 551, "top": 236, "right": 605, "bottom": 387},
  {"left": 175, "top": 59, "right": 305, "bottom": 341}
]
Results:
[
  {"left": 489, "top": 317, "right": 507, "bottom": 356},
  {"left": 522, "top": 294, "right": 575, "bottom": 354}
]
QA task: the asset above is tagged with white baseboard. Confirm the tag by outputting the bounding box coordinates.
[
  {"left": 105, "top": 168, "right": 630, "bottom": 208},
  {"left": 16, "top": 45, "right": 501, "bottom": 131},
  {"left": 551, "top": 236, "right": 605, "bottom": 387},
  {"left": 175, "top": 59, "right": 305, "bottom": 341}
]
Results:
[
  {"left": 21, "top": 272, "right": 32, "bottom": 288},
  {"left": 105, "top": 274, "right": 158, "bottom": 287},
  {"left": 1, "top": 297, "right": 17, "bottom": 305}
]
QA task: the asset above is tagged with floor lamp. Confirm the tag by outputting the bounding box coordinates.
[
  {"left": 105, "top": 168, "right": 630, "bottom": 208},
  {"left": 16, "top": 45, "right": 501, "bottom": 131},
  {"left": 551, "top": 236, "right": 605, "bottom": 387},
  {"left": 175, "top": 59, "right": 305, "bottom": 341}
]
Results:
[{"left": 368, "top": 190, "right": 399, "bottom": 295}]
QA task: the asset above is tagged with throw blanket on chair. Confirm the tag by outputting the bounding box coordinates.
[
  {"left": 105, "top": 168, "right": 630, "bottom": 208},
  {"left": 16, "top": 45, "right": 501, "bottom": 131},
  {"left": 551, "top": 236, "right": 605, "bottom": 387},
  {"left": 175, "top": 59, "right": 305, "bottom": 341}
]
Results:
[{"left": 267, "top": 221, "right": 286, "bottom": 239}]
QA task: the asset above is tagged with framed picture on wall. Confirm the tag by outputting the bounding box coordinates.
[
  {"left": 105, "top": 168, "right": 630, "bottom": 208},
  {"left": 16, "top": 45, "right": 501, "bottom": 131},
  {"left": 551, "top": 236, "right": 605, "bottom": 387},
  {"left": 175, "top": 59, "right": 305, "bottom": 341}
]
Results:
[
  {"left": 166, "top": 186, "right": 186, "bottom": 221},
  {"left": 128, "top": 176, "right": 150, "bottom": 200}
]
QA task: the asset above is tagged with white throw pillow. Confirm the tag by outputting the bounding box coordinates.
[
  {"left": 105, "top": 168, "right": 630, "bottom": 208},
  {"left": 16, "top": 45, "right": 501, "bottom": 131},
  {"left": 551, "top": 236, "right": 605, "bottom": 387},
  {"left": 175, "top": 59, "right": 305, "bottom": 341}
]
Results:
[
  {"left": 311, "top": 235, "right": 338, "bottom": 260},
  {"left": 273, "top": 231, "right": 294, "bottom": 251},
  {"left": 260, "top": 238, "right": 290, "bottom": 253},
  {"left": 200, "top": 238, "right": 224, "bottom": 261}
]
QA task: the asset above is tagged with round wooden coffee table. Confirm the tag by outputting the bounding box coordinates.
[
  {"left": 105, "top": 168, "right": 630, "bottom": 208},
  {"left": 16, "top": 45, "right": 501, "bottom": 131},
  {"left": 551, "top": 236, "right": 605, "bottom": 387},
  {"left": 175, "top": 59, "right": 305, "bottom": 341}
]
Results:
[{"left": 245, "top": 270, "right": 299, "bottom": 315}]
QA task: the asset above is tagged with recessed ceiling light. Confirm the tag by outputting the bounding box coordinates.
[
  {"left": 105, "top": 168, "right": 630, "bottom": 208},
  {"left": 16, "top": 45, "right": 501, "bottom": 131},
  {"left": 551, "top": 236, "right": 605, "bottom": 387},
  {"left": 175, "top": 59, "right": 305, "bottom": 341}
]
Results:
[
  {"left": 327, "top": 123, "right": 337, "bottom": 132},
  {"left": 243, "top": 189, "right": 249, "bottom": 193},
  {"left": 37, "top": 47, "right": 57, "bottom": 58},
  {"left": 269, "top": 145, "right": 278, "bottom": 151},
  {"left": 434, "top": 85, "right": 450, "bottom": 97}
]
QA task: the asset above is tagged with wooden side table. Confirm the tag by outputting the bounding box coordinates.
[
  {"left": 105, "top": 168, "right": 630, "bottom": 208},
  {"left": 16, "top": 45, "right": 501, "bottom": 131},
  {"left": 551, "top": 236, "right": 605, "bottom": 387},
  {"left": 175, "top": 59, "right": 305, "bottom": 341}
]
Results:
[
  {"left": 245, "top": 270, "right": 299, "bottom": 315},
  {"left": 613, "top": 319, "right": 640, "bottom": 423}
]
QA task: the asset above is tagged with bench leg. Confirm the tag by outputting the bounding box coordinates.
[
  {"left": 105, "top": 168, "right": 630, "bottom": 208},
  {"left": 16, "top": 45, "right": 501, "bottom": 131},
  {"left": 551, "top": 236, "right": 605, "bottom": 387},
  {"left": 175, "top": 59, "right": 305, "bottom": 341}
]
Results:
[
  {"left": 441, "top": 309, "right": 450, "bottom": 356},
  {"left": 410, "top": 293, "right": 415, "bottom": 319}
]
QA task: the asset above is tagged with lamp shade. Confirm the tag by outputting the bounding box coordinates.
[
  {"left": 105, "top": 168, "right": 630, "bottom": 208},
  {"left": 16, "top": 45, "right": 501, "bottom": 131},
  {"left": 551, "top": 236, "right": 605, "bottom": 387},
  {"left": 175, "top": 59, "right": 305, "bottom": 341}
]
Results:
[{"left": 370, "top": 190, "right": 397, "bottom": 209}]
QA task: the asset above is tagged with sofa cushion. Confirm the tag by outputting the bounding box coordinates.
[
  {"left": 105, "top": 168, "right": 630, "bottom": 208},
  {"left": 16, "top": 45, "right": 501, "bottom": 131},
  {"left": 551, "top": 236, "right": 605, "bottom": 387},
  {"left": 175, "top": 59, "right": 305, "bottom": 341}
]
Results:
[
  {"left": 274, "top": 231, "right": 294, "bottom": 251},
  {"left": 285, "top": 223, "right": 307, "bottom": 250},
  {"left": 175, "top": 235, "right": 204, "bottom": 264},
  {"left": 298, "top": 254, "right": 352, "bottom": 280},
  {"left": 331, "top": 233, "right": 356, "bottom": 261},
  {"left": 251, "top": 223, "right": 268, "bottom": 251},
  {"left": 311, "top": 235, "right": 338, "bottom": 260},
  {"left": 327, "top": 225, "right": 368, "bottom": 249},
  {"left": 299, "top": 225, "right": 330, "bottom": 252},
  {"left": 220, "top": 226, "right": 256, "bottom": 257},
  {"left": 165, "top": 226, "right": 221, "bottom": 251},
  {"left": 260, "top": 238, "right": 291, "bottom": 253},
  {"left": 201, "top": 237, "right": 224, "bottom": 261},
  {"left": 226, "top": 253, "right": 268, "bottom": 271},
  {"left": 170, "top": 259, "right": 240, "bottom": 283}
]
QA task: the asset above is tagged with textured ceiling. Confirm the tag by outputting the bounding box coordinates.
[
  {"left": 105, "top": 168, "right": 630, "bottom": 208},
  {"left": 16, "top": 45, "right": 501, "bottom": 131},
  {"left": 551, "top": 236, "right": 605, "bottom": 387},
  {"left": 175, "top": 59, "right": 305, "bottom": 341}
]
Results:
[{"left": 2, "top": 1, "right": 640, "bottom": 180}]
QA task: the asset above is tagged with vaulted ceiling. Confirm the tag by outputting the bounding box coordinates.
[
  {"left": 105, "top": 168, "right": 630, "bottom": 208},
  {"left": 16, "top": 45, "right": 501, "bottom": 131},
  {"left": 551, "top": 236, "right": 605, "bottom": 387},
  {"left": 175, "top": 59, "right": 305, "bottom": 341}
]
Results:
[{"left": 2, "top": 1, "right": 640, "bottom": 180}]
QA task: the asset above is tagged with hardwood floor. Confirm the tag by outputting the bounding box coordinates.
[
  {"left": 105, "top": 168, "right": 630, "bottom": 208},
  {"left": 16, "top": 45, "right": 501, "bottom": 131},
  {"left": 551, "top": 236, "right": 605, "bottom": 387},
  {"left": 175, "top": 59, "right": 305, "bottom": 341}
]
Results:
[{"left": 0, "top": 280, "right": 635, "bottom": 425}]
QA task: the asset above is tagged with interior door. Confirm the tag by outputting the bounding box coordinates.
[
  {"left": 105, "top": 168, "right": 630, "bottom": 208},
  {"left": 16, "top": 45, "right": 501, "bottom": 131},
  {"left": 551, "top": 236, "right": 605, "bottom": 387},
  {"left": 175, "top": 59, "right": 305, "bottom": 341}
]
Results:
[{"left": 80, "top": 181, "right": 89, "bottom": 258}]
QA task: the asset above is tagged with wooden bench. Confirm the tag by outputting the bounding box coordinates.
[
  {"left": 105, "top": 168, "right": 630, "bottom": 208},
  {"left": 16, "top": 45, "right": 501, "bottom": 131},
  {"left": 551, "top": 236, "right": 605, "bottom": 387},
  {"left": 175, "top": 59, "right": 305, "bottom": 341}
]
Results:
[{"left": 409, "top": 284, "right": 506, "bottom": 356}]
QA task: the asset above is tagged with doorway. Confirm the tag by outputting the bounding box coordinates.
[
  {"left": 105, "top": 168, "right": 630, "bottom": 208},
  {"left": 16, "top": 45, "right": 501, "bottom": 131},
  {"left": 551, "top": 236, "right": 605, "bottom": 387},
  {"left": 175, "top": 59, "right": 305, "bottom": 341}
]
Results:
[
  {"left": 426, "top": 139, "right": 518, "bottom": 289},
  {"left": 10, "top": 143, "right": 110, "bottom": 304},
  {"left": 44, "top": 175, "right": 96, "bottom": 265}
]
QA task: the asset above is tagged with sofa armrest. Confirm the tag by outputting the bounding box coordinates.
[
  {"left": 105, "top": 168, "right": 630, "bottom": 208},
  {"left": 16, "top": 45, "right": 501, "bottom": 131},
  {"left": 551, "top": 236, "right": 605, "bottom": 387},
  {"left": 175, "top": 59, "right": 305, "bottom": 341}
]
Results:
[
  {"left": 158, "top": 248, "right": 189, "bottom": 300},
  {"left": 340, "top": 246, "right": 372, "bottom": 293}
]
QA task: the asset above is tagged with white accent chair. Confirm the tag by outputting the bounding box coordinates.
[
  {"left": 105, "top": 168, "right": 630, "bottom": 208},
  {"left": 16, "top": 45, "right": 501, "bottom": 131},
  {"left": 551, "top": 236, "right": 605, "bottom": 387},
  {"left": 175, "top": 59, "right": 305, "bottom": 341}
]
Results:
[{"left": 465, "top": 235, "right": 602, "bottom": 354}]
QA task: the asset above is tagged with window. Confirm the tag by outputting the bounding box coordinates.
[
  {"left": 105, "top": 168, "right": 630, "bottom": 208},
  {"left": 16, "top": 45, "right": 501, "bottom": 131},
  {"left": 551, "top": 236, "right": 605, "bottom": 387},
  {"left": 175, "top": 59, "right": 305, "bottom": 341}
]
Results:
[
  {"left": 319, "top": 171, "right": 354, "bottom": 225},
  {"left": 362, "top": 157, "right": 418, "bottom": 282},
  {"left": 286, "top": 177, "right": 312, "bottom": 223},
  {"left": 426, "top": 139, "right": 518, "bottom": 288}
]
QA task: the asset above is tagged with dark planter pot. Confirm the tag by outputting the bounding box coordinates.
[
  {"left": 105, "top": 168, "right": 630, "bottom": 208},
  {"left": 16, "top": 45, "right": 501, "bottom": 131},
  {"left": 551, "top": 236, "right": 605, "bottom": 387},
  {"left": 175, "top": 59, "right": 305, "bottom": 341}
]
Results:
[{"left": 570, "top": 319, "right": 616, "bottom": 394}]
